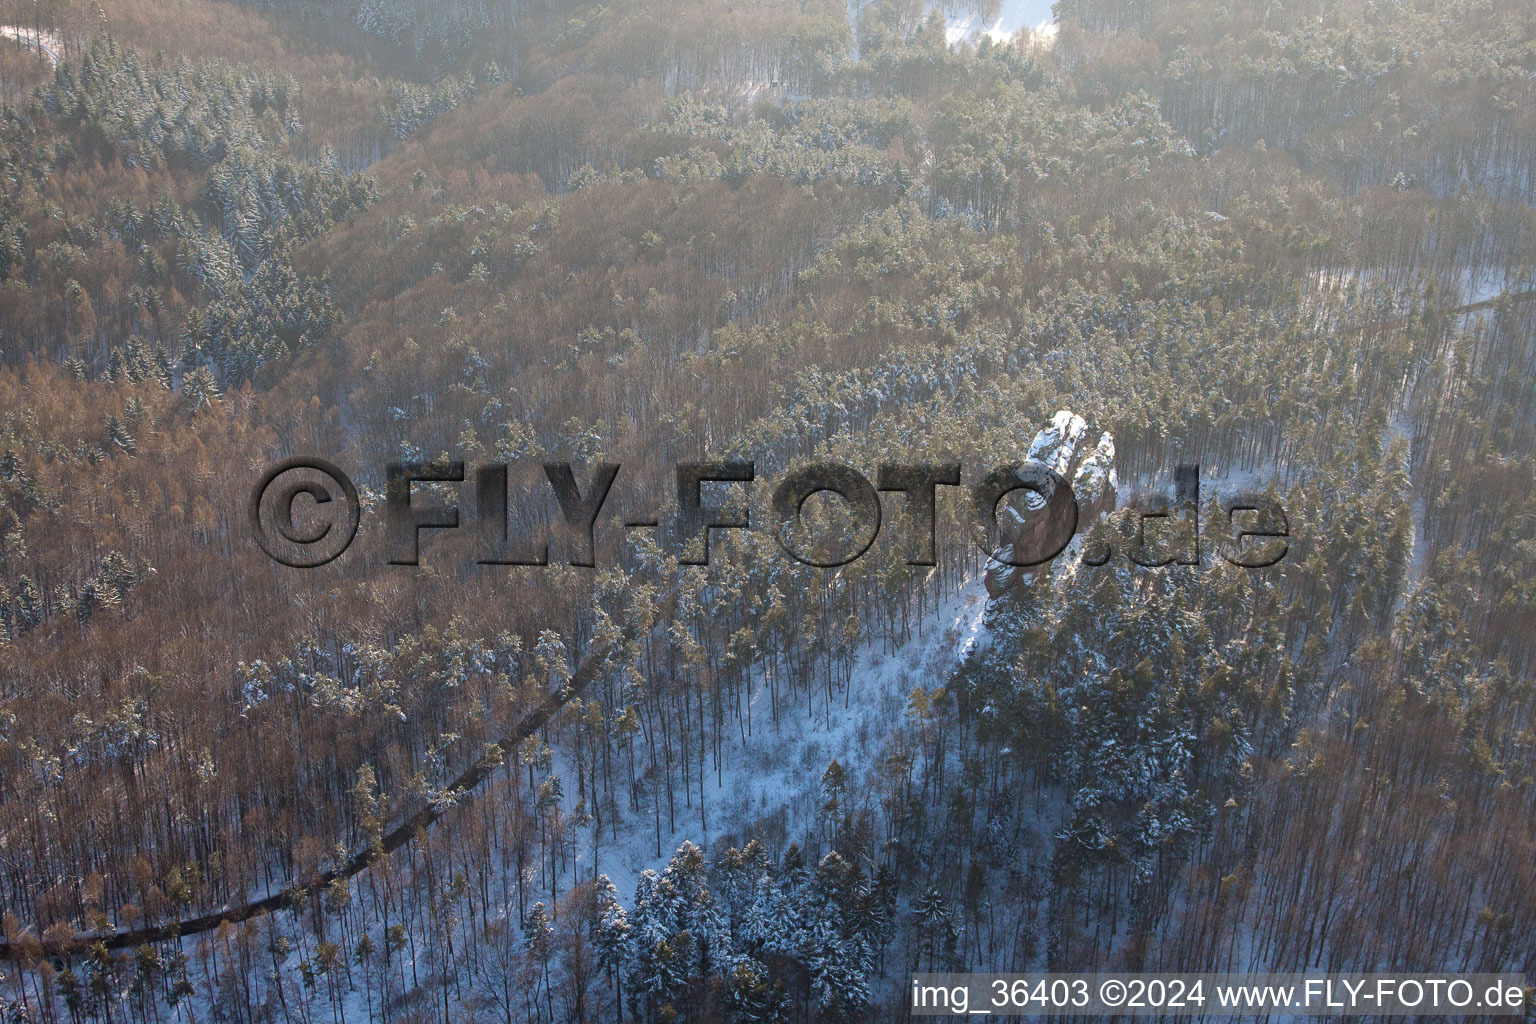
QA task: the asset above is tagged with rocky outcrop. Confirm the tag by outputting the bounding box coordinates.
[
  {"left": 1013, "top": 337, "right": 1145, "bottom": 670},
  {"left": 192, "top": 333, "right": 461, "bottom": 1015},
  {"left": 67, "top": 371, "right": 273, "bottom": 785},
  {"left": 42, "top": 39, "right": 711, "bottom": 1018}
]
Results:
[{"left": 984, "top": 410, "right": 1117, "bottom": 598}]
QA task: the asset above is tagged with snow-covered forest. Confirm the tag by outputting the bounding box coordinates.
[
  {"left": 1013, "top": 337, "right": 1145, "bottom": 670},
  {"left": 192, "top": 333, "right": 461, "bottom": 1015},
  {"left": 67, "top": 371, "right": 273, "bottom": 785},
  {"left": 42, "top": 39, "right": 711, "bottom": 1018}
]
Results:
[{"left": 0, "top": 0, "right": 1533, "bottom": 1020}]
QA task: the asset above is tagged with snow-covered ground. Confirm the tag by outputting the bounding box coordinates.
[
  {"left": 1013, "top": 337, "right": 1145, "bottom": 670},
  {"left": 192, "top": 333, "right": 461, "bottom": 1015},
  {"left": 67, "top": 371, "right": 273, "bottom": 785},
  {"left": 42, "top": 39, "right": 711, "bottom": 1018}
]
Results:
[
  {"left": 934, "top": 0, "right": 1057, "bottom": 47},
  {"left": 573, "top": 574, "right": 990, "bottom": 899},
  {"left": 846, "top": 0, "right": 1058, "bottom": 55},
  {"left": 1311, "top": 264, "right": 1531, "bottom": 310},
  {"left": 1118, "top": 460, "right": 1285, "bottom": 507},
  {"left": 136, "top": 574, "right": 991, "bottom": 1023},
  {"left": 0, "top": 25, "right": 62, "bottom": 66},
  {"left": 1388, "top": 408, "right": 1429, "bottom": 587}
]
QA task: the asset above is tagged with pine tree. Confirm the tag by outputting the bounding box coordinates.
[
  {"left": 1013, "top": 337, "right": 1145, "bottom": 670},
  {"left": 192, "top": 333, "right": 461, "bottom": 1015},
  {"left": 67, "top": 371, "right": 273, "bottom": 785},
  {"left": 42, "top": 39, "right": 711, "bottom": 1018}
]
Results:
[
  {"left": 105, "top": 414, "right": 135, "bottom": 454},
  {"left": 722, "top": 960, "right": 787, "bottom": 1024}
]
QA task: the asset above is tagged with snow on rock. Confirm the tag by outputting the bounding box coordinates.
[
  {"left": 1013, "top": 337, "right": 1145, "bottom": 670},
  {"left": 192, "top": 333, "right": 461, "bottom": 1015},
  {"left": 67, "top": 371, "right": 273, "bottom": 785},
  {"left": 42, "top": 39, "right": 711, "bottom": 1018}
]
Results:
[
  {"left": 1072, "top": 431, "right": 1117, "bottom": 514},
  {"left": 986, "top": 411, "right": 1116, "bottom": 598},
  {"left": 1027, "top": 409, "right": 1088, "bottom": 477}
]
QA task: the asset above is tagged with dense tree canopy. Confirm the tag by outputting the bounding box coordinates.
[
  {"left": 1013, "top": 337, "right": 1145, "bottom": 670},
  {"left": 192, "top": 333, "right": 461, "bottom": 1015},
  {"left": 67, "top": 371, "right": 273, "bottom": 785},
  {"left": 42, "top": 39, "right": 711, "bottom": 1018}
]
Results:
[{"left": 0, "top": 0, "right": 1531, "bottom": 1020}]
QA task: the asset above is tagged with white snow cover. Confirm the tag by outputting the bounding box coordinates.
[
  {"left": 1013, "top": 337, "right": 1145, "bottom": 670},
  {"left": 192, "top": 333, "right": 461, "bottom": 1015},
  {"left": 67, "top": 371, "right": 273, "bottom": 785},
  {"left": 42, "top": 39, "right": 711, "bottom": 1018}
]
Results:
[
  {"left": 585, "top": 576, "right": 991, "bottom": 900},
  {"left": 1072, "top": 431, "right": 1117, "bottom": 503},
  {"left": 934, "top": 0, "right": 1058, "bottom": 47},
  {"left": 0, "top": 25, "right": 61, "bottom": 65},
  {"left": 1027, "top": 408, "right": 1088, "bottom": 476}
]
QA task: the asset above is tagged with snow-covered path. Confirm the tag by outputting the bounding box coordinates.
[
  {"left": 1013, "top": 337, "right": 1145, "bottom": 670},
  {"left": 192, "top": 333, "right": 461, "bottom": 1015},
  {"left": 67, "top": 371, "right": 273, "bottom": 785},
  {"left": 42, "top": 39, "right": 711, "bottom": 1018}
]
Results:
[
  {"left": 0, "top": 25, "right": 62, "bottom": 66},
  {"left": 1388, "top": 408, "right": 1429, "bottom": 588}
]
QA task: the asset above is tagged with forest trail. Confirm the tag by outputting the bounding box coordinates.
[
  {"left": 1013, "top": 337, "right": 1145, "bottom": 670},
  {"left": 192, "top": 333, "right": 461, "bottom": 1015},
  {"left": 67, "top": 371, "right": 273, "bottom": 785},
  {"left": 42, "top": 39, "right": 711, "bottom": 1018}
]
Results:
[
  {"left": 1369, "top": 288, "right": 1536, "bottom": 597},
  {"left": 0, "top": 26, "right": 61, "bottom": 65},
  {"left": 0, "top": 635, "right": 626, "bottom": 959}
]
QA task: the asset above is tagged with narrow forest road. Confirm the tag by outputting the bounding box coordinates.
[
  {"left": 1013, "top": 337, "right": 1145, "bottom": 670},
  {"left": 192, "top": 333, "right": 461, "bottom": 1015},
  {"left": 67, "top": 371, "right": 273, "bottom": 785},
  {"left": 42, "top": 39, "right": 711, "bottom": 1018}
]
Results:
[
  {"left": 0, "top": 635, "right": 626, "bottom": 959},
  {"left": 1366, "top": 288, "right": 1536, "bottom": 598},
  {"left": 0, "top": 26, "right": 61, "bottom": 66}
]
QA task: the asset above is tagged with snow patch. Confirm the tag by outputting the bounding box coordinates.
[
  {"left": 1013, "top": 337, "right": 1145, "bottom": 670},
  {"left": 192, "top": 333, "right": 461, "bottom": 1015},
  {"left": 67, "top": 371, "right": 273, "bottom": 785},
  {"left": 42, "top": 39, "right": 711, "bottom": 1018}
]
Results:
[
  {"left": 579, "top": 575, "right": 990, "bottom": 900},
  {"left": 934, "top": 0, "right": 1058, "bottom": 48},
  {"left": 0, "top": 25, "right": 61, "bottom": 66}
]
